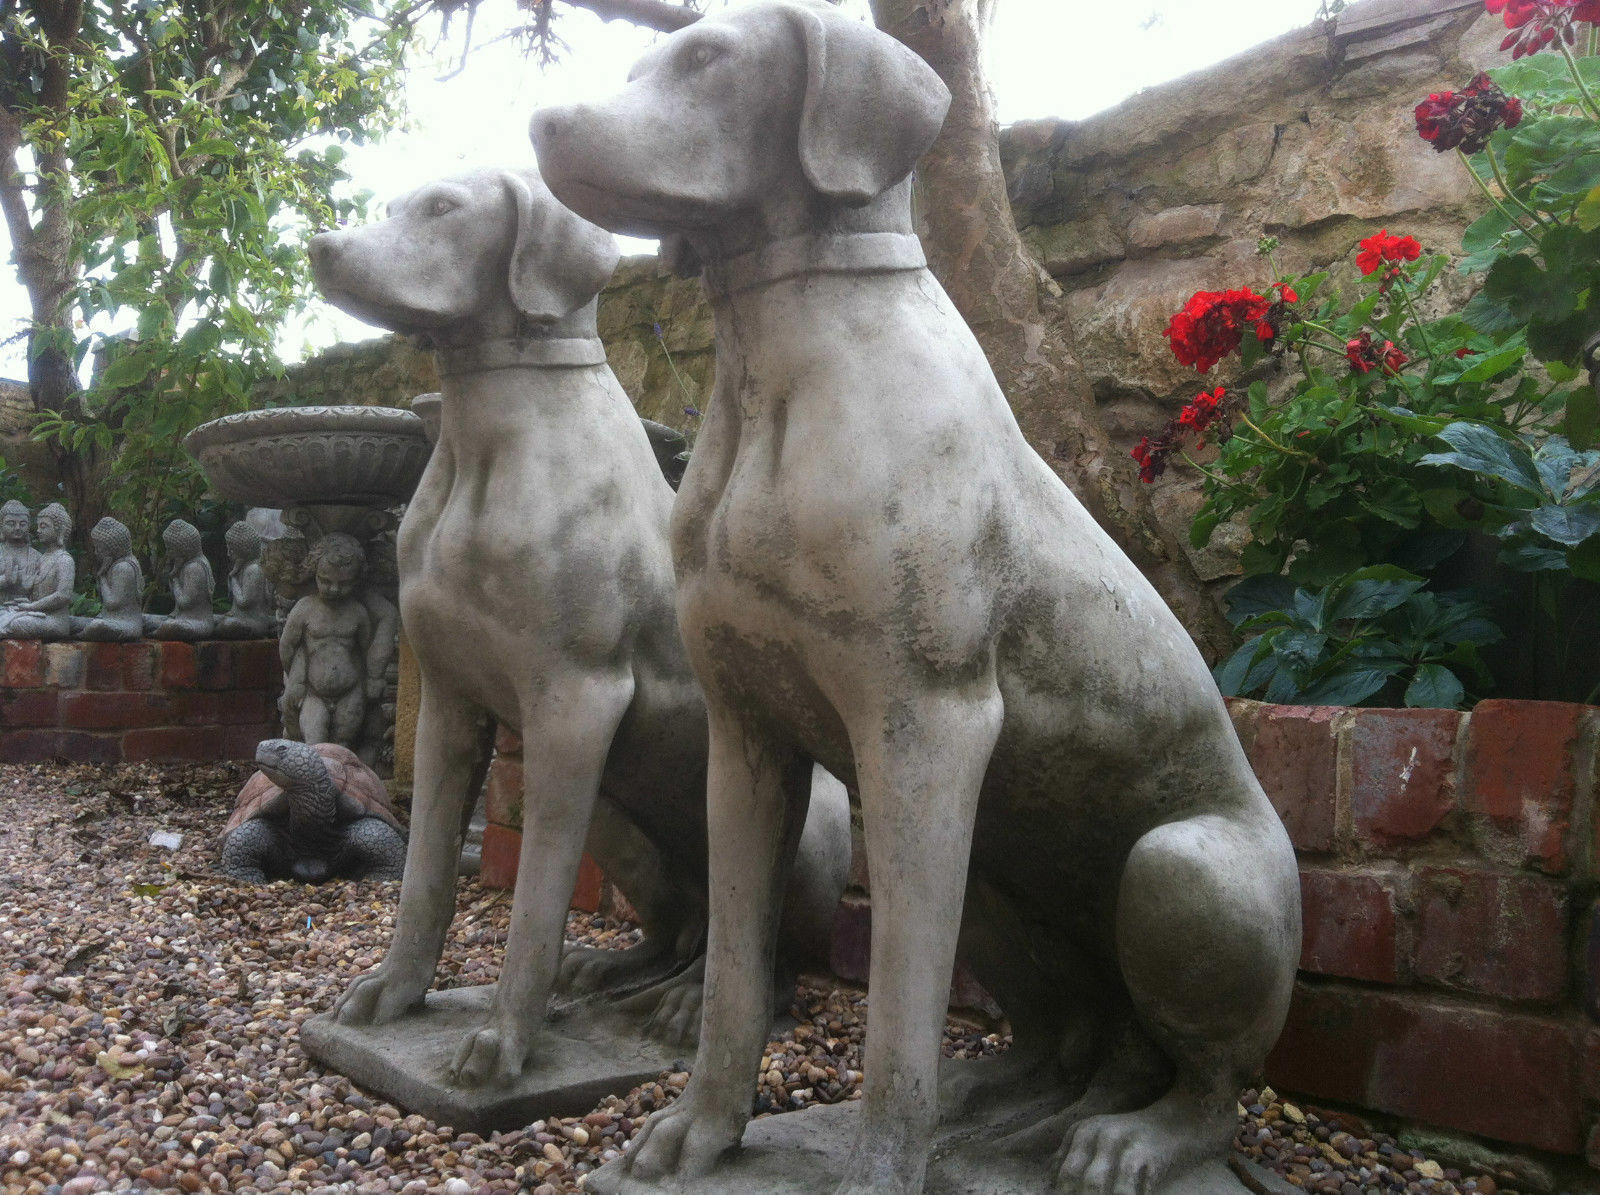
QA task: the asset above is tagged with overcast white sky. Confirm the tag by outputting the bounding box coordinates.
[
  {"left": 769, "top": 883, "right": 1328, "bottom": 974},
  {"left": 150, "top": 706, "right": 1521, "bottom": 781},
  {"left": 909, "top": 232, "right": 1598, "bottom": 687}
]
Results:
[{"left": 0, "top": 0, "right": 1324, "bottom": 377}]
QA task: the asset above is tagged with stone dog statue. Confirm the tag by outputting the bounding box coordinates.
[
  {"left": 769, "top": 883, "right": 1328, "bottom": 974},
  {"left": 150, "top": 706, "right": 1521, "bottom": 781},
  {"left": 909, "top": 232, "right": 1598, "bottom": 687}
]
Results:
[
  {"left": 307, "top": 167, "right": 851, "bottom": 1085},
  {"left": 532, "top": 4, "right": 1301, "bottom": 1194}
]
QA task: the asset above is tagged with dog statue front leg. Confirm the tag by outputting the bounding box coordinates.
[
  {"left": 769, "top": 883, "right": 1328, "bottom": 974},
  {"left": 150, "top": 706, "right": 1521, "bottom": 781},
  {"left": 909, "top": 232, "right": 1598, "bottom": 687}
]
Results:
[
  {"left": 839, "top": 686, "right": 1002, "bottom": 1195},
  {"left": 588, "top": 710, "right": 811, "bottom": 1195},
  {"left": 334, "top": 682, "right": 489, "bottom": 1026},
  {"left": 449, "top": 668, "right": 637, "bottom": 1087}
]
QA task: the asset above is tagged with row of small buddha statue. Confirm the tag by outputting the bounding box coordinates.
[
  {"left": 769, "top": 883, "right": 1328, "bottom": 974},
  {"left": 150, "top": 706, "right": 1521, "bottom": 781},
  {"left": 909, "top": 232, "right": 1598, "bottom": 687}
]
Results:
[{"left": 0, "top": 499, "right": 273, "bottom": 642}]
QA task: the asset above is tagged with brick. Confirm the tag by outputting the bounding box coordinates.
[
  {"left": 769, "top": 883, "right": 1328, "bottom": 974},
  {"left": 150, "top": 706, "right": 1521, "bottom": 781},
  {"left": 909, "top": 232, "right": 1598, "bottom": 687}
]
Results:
[
  {"left": 0, "top": 688, "right": 58, "bottom": 728},
  {"left": 484, "top": 754, "right": 524, "bottom": 828},
  {"left": 85, "top": 642, "right": 155, "bottom": 691},
  {"left": 829, "top": 894, "right": 871, "bottom": 985},
  {"left": 1267, "top": 982, "right": 1581, "bottom": 1154},
  {"left": 1, "top": 640, "right": 44, "bottom": 687},
  {"left": 59, "top": 691, "right": 169, "bottom": 731},
  {"left": 1224, "top": 697, "right": 1262, "bottom": 754},
  {"left": 572, "top": 853, "right": 604, "bottom": 914},
  {"left": 169, "top": 690, "right": 276, "bottom": 726},
  {"left": 1247, "top": 705, "right": 1341, "bottom": 853},
  {"left": 495, "top": 723, "right": 522, "bottom": 755},
  {"left": 1349, "top": 708, "right": 1460, "bottom": 847},
  {"left": 480, "top": 823, "right": 521, "bottom": 890},
  {"left": 1462, "top": 700, "right": 1586, "bottom": 873},
  {"left": 158, "top": 642, "right": 197, "bottom": 689},
  {"left": 226, "top": 724, "right": 276, "bottom": 761},
  {"left": 121, "top": 726, "right": 227, "bottom": 763},
  {"left": 1412, "top": 866, "right": 1569, "bottom": 1003},
  {"left": 193, "top": 642, "right": 234, "bottom": 690},
  {"left": 1586, "top": 900, "right": 1600, "bottom": 1022},
  {"left": 42, "top": 642, "right": 86, "bottom": 689},
  {"left": 231, "top": 640, "right": 282, "bottom": 691},
  {"left": 0, "top": 729, "right": 119, "bottom": 764},
  {"left": 1298, "top": 867, "right": 1399, "bottom": 984}
]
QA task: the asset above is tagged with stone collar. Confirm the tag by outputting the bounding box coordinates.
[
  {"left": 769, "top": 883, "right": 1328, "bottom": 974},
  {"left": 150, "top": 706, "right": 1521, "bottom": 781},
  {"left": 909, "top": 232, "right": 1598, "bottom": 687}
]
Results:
[
  {"left": 701, "top": 232, "right": 927, "bottom": 300},
  {"left": 436, "top": 336, "right": 608, "bottom": 378}
]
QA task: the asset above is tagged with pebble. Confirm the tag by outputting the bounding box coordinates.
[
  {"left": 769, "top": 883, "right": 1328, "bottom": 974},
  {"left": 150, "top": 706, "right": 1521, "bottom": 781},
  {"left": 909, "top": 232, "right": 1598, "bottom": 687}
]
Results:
[{"left": 0, "top": 760, "right": 1508, "bottom": 1195}]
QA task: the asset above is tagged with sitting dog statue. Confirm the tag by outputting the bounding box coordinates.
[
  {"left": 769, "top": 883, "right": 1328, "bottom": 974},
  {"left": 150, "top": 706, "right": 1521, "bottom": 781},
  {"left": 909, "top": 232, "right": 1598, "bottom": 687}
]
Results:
[
  {"left": 532, "top": 5, "right": 1300, "bottom": 1194},
  {"left": 307, "top": 166, "right": 851, "bottom": 1085}
]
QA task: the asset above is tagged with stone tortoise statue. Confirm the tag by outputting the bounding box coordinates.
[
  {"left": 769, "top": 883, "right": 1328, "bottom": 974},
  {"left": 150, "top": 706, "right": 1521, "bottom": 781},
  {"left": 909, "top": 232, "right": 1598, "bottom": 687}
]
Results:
[{"left": 218, "top": 739, "right": 407, "bottom": 883}]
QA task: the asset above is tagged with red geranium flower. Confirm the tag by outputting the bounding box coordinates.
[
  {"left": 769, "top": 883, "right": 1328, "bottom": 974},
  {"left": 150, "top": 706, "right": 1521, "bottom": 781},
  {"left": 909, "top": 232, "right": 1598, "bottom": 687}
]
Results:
[
  {"left": 1163, "top": 288, "right": 1275, "bottom": 373},
  {"left": 1486, "top": 0, "right": 1600, "bottom": 58},
  {"left": 1345, "top": 332, "right": 1410, "bottom": 375},
  {"left": 1356, "top": 230, "right": 1423, "bottom": 276},
  {"left": 1132, "top": 387, "right": 1231, "bottom": 482},
  {"left": 1414, "top": 73, "right": 1524, "bottom": 153}
]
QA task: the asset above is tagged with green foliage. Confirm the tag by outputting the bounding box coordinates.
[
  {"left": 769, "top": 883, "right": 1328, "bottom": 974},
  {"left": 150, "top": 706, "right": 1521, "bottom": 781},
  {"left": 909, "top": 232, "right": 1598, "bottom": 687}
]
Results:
[
  {"left": 1215, "top": 567, "right": 1501, "bottom": 709},
  {"left": 2, "top": 1, "right": 425, "bottom": 556}
]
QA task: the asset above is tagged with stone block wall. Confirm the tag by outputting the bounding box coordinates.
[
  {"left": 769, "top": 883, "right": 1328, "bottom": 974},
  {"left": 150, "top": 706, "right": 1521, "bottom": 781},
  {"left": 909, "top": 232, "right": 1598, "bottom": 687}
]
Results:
[
  {"left": 1225, "top": 698, "right": 1600, "bottom": 1165},
  {"left": 0, "top": 639, "right": 281, "bottom": 763}
]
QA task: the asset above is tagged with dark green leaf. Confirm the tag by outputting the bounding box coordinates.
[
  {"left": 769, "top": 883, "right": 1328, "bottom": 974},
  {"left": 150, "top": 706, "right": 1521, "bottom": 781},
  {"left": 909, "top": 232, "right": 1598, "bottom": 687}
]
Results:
[
  {"left": 1420, "top": 422, "right": 1545, "bottom": 495},
  {"left": 1223, "top": 575, "right": 1298, "bottom": 627},
  {"left": 1565, "top": 386, "right": 1599, "bottom": 451},
  {"left": 1404, "top": 663, "right": 1465, "bottom": 710},
  {"left": 1293, "top": 665, "right": 1397, "bottom": 707},
  {"left": 1530, "top": 503, "right": 1600, "bottom": 545},
  {"left": 1325, "top": 564, "right": 1426, "bottom": 622}
]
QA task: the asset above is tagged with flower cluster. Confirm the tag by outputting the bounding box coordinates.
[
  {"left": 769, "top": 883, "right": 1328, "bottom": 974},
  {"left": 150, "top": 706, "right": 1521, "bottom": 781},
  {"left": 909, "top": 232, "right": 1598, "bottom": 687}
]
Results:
[
  {"left": 1356, "top": 229, "right": 1422, "bottom": 277},
  {"left": 1487, "top": 0, "right": 1600, "bottom": 58},
  {"left": 1345, "top": 331, "right": 1410, "bottom": 375},
  {"left": 1131, "top": 387, "right": 1229, "bottom": 483},
  {"left": 1162, "top": 285, "right": 1295, "bottom": 374},
  {"left": 1414, "top": 73, "right": 1525, "bottom": 153}
]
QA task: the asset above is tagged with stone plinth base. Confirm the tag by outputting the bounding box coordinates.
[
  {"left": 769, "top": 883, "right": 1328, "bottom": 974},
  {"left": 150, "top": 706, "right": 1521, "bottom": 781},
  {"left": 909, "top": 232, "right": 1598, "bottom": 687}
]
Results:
[
  {"left": 587, "top": 1100, "right": 1283, "bottom": 1195},
  {"left": 300, "top": 985, "right": 687, "bottom": 1134}
]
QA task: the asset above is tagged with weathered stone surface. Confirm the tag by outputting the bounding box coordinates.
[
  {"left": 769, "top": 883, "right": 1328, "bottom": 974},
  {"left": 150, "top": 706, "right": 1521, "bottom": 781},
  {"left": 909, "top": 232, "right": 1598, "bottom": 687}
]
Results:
[
  {"left": 300, "top": 986, "right": 686, "bottom": 1134},
  {"left": 1128, "top": 204, "right": 1225, "bottom": 252}
]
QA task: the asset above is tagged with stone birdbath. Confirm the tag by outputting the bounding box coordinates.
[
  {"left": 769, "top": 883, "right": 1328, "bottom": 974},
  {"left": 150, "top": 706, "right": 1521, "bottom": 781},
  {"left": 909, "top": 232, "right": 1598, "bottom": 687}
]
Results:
[{"left": 185, "top": 405, "right": 430, "bottom": 772}]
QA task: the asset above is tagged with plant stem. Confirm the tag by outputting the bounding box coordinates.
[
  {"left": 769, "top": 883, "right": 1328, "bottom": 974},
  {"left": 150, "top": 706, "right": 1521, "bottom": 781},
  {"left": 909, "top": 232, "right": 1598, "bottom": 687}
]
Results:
[
  {"left": 1483, "top": 148, "right": 1552, "bottom": 230},
  {"left": 1393, "top": 275, "right": 1437, "bottom": 361},
  {"left": 1457, "top": 149, "right": 1539, "bottom": 240},
  {"left": 1558, "top": 38, "right": 1600, "bottom": 120},
  {"left": 1179, "top": 451, "right": 1254, "bottom": 495},
  {"left": 1238, "top": 413, "right": 1316, "bottom": 459}
]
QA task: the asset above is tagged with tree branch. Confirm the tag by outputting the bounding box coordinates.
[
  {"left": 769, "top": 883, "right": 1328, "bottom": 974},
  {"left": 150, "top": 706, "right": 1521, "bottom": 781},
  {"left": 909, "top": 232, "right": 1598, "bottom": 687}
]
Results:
[{"left": 554, "top": 0, "right": 701, "bottom": 33}]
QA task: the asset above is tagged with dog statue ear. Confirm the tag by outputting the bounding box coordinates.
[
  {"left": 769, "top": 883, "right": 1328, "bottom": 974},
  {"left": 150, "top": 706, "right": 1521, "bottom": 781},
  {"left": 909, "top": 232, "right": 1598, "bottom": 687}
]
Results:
[
  {"left": 792, "top": 7, "right": 952, "bottom": 206},
  {"left": 504, "top": 170, "right": 622, "bottom": 321}
]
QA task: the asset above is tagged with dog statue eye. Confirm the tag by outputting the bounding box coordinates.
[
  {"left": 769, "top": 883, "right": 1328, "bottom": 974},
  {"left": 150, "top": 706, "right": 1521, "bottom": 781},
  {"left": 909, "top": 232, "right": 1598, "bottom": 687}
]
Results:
[
  {"left": 688, "top": 43, "right": 719, "bottom": 69},
  {"left": 428, "top": 197, "right": 457, "bottom": 217}
]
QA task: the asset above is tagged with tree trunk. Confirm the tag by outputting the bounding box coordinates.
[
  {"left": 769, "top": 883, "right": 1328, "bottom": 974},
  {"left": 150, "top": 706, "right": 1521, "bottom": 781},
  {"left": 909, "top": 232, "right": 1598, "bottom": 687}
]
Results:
[{"left": 868, "top": 0, "right": 1232, "bottom": 661}]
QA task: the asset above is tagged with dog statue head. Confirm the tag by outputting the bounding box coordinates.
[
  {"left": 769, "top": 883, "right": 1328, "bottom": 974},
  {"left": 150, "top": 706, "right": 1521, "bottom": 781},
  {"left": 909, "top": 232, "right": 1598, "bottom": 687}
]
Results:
[
  {"left": 308, "top": 167, "right": 621, "bottom": 345},
  {"left": 529, "top": 0, "right": 950, "bottom": 269}
]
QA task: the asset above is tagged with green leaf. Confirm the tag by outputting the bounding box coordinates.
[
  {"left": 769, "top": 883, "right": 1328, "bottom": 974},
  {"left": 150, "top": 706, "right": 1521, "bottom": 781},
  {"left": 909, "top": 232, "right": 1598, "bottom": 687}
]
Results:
[
  {"left": 1455, "top": 343, "right": 1527, "bottom": 384},
  {"left": 1420, "top": 422, "right": 1545, "bottom": 495},
  {"left": 1189, "top": 508, "right": 1222, "bottom": 550},
  {"left": 1223, "top": 574, "right": 1298, "bottom": 627},
  {"left": 1460, "top": 290, "right": 1520, "bottom": 335},
  {"left": 181, "top": 137, "right": 239, "bottom": 159},
  {"left": 1577, "top": 181, "right": 1600, "bottom": 232},
  {"left": 1325, "top": 564, "right": 1426, "bottom": 623},
  {"left": 1500, "top": 540, "right": 1569, "bottom": 571},
  {"left": 1530, "top": 503, "right": 1600, "bottom": 545},
  {"left": 1404, "top": 663, "right": 1465, "bottom": 710},
  {"left": 1358, "top": 478, "right": 1423, "bottom": 528},
  {"left": 99, "top": 354, "right": 156, "bottom": 389},
  {"left": 1294, "top": 665, "right": 1396, "bottom": 707},
  {"left": 1272, "top": 629, "right": 1329, "bottom": 674}
]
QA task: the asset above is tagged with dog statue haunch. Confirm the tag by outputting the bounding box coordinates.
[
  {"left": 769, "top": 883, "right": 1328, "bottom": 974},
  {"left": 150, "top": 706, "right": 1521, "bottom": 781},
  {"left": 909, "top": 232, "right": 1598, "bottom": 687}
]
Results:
[
  {"left": 307, "top": 166, "right": 851, "bottom": 1088},
  {"left": 532, "top": 5, "right": 1301, "bottom": 1194}
]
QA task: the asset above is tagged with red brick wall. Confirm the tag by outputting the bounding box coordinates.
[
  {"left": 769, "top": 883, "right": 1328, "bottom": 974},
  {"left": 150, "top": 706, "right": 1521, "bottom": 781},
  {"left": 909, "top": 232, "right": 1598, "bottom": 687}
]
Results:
[
  {"left": 478, "top": 726, "right": 603, "bottom": 914},
  {"left": 1228, "top": 699, "right": 1600, "bottom": 1165},
  {"left": 0, "top": 638, "right": 281, "bottom": 763}
]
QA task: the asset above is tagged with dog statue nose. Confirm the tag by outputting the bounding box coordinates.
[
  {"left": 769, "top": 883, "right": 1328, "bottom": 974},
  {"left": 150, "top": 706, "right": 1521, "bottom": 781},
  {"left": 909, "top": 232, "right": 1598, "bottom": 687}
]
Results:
[
  {"left": 307, "top": 231, "right": 339, "bottom": 267},
  {"left": 529, "top": 105, "right": 577, "bottom": 157}
]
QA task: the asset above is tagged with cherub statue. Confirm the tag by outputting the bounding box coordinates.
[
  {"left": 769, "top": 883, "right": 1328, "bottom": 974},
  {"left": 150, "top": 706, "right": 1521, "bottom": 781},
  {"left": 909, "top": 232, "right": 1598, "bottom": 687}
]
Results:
[
  {"left": 0, "top": 499, "right": 41, "bottom": 612},
  {"left": 75, "top": 517, "right": 145, "bottom": 642},
  {"left": 0, "top": 503, "right": 74, "bottom": 639},
  {"left": 215, "top": 521, "right": 275, "bottom": 638},
  {"left": 280, "top": 533, "right": 373, "bottom": 751},
  {"left": 145, "top": 518, "right": 216, "bottom": 640}
]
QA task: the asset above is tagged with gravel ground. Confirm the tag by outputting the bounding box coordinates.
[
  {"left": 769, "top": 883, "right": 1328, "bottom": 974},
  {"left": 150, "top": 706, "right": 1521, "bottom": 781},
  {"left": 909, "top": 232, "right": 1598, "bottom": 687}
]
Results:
[{"left": 0, "top": 762, "right": 1516, "bottom": 1195}]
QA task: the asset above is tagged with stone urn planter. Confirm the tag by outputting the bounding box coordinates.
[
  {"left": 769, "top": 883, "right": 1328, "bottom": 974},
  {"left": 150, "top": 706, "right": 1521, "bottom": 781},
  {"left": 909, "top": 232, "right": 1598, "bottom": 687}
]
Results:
[{"left": 185, "top": 405, "right": 431, "bottom": 772}]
